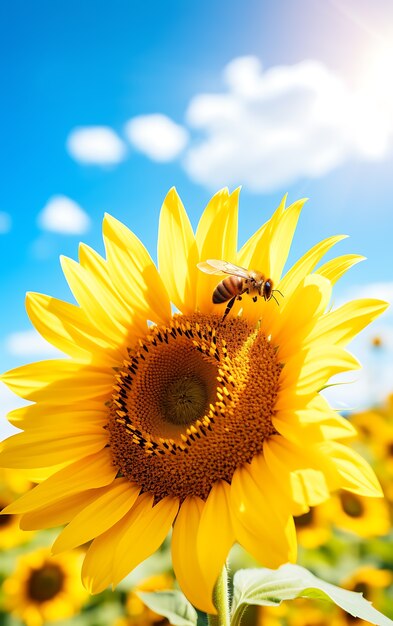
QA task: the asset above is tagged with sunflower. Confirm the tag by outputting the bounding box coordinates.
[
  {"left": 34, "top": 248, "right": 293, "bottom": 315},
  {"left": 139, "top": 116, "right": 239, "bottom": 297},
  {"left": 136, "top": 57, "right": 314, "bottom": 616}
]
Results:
[
  {"left": 0, "top": 489, "right": 33, "bottom": 549},
  {"left": 341, "top": 566, "right": 393, "bottom": 624},
  {"left": 294, "top": 503, "right": 332, "bottom": 549},
  {"left": 124, "top": 573, "right": 174, "bottom": 626},
  {"left": 351, "top": 401, "right": 393, "bottom": 499},
  {"left": 0, "top": 469, "right": 34, "bottom": 549},
  {"left": 0, "top": 189, "right": 387, "bottom": 614},
  {"left": 3, "top": 548, "right": 88, "bottom": 626},
  {"left": 322, "top": 489, "right": 391, "bottom": 537},
  {"left": 284, "top": 599, "right": 347, "bottom": 626}
]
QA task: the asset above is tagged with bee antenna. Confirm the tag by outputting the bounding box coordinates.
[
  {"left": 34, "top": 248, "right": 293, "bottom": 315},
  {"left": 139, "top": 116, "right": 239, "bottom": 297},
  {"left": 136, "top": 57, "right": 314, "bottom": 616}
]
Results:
[
  {"left": 273, "top": 289, "right": 284, "bottom": 299},
  {"left": 271, "top": 293, "right": 280, "bottom": 306}
]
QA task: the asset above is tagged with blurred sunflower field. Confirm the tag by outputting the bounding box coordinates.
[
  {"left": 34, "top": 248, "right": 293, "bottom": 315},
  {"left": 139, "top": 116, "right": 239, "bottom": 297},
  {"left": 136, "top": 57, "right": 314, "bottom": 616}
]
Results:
[{"left": 1, "top": 394, "right": 393, "bottom": 626}]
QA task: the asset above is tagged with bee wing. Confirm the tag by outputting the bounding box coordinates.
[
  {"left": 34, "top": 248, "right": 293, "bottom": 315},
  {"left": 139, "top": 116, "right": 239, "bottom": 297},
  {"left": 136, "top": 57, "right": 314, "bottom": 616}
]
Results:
[{"left": 197, "top": 259, "right": 250, "bottom": 278}]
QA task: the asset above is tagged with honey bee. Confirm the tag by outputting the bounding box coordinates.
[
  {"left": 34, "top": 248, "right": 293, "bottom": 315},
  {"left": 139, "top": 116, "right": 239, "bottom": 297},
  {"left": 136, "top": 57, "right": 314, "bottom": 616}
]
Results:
[{"left": 197, "top": 259, "right": 282, "bottom": 321}]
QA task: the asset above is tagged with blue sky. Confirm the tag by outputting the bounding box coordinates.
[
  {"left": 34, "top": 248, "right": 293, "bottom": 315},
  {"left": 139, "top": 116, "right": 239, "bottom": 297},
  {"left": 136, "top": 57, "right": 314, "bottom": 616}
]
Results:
[{"left": 1, "top": 0, "right": 393, "bottom": 432}]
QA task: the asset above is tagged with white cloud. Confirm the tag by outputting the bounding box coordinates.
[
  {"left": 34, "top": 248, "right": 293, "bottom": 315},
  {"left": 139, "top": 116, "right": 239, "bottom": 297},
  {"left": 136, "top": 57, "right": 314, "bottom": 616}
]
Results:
[
  {"left": 66, "top": 126, "right": 127, "bottom": 165},
  {"left": 181, "top": 56, "right": 393, "bottom": 192},
  {"left": 37, "top": 195, "right": 90, "bottom": 235},
  {"left": 0, "top": 211, "right": 11, "bottom": 234},
  {"left": 125, "top": 114, "right": 189, "bottom": 162},
  {"left": 5, "top": 329, "right": 61, "bottom": 358}
]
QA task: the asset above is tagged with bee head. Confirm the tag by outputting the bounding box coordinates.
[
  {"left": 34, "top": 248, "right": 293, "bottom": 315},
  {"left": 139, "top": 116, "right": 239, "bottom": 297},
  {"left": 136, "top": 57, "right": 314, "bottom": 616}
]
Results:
[{"left": 263, "top": 279, "right": 273, "bottom": 300}]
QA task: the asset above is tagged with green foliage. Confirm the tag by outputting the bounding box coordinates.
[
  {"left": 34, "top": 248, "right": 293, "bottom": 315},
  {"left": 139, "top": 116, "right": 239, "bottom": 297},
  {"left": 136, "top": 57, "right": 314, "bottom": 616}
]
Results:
[
  {"left": 137, "top": 590, "right": 198, "bottom": 626},
  {"left": 231, "top": 564, "right": 393, "bottom": 626}
]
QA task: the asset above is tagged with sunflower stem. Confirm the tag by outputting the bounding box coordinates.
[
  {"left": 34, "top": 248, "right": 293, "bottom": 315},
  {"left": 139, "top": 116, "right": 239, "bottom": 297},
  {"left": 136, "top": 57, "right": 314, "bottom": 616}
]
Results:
[{"left": 207, "top": 565, "right": 230, "bottom": 626}]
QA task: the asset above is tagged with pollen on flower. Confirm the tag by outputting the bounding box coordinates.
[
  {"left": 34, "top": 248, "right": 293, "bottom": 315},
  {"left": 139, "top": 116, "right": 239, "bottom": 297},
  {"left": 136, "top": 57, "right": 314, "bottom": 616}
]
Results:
[{"left": 107, "top": 313, "right": 282, "bottom": 501}]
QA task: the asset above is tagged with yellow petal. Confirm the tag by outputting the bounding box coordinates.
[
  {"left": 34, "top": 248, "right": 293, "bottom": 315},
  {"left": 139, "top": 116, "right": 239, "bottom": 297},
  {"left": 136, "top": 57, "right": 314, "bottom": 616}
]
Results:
[
  {"left": 230, "top": 460, "right": 296, "bottom": 566},
  {"left": 26, "top": 293, "right": 101, "bottom": 361},
  {"left": 158, "top": 187, "right": 199, "bottom": 314},
  {"left": 52, "top": 479, "right": 140, "bottom": 553},
  {"left": 269, "top": 274, "right": 331, "bottom": 357},
  {"left": 3, "top": 449, "right": 116, "bottom": 513},
  {"left": 26, "top": 292, "right": 126, "bottom": 364},
  {"left": 318, "top": 441, "right": 383, "bottom": 497},
  {"left": 260, "top": 235, "right": 348, "bottom": 331},
  {"left": 195, "top": 188, "right": 239, "bottom": 313},
  {"left": 268, "top": 198, "right": 307, "bottom": 281},
  {"left": 238, "top": 195, "right": 287, "bottom": 270},
  {"left": 316, "top": 254, "right": 365, "bottom": 285},
  {"left": 112, "top": 494, "right": 179, "bottom": 585},
  {"left": 308, "top": 299, "right": 389, "bottom": 347},
  {"left": 20, "top": 488, "right": 107, "bottom": 530},
  {"left": 1, "top": 360, "right": 112, "bottom": 403},
  {"left": 7, "top": 402, "right": 106, "bottom": 430},
  {"left": 247, "top": 454, "right": 297, "bottom": 551},
  {"left": 274, "top": 399, "right": 356, "bottom": 444},
  {"left": 238, "top": 196, "right": 305, "bottom": 284},
  {"left": 263, "top": 436, "right": 330, "bottom": 508},
  {"left": 279, "top": 346, "right": 360, "bottom": 395},
  {"left": 61, "top": 256, "right": 131, "bottom": 345},
  {"left": 78, "top": 242, "right": 147, "bottom": 334},
  {"left": 195, "top": 188, "right": 232, "bottom": 255},
  {"left": 172, "top": 496, "right": 215, "bottom": 615},
  {"left": 279, "top": 235, "right": 348, "bottom": 296},
  {"left": 197, "top": 481, "right": 235, "bottom": 600},
  {"left": 82, "top": 513, "right": 132, "bottom": 594},
  {"left": 103, "top": 213, "right": 171, "bottom": 324},
  {"left": 0, "top": 426, "right": 108, "bottom": 468}
]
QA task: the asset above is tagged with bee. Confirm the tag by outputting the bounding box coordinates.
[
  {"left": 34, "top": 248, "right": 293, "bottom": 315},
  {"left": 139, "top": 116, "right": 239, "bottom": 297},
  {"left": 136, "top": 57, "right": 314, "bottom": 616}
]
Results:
[{"left": 197, "top": 259, "right": 282, "bottom": 321}]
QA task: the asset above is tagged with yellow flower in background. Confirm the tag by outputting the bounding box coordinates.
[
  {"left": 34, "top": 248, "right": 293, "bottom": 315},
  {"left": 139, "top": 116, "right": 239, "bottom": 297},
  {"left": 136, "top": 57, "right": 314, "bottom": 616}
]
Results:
[
  {"left": 0, "top": 490, "right": 33, "bottom": 549},
  {"left": 351, "top": 397, "right": 393, "bottom": 489},
  {"left": 0, "top": 467, "right": 33, "bottom": 495},
  {"left": 125, "top": 573, "right": 174, "bottom": 625},
  {"left": 0, "top": 189, "right": 387, "bottom": 613},
  {"left": 341, "top": 566, "right": 393, "bottom": 623},
  {"left": 0, "top": 469, "right": 34, "bottom": 549},
  {"left": 324, "top": 489, "right": 391, "bottom": 538},
  {"left": 256, "top": 603, "right": 289, "bottom": 626},
  {"left": 294, "top": 504, "right": 332, "bottom": 549},
  {"left": 3, "top": 548, "right": 88, "bottom": 626},
  {"left": 284, "top": 599, "right": 347, "bottom": 626},
  {"left": 256, "top": 599, "right": 347, "bottom": 626},
  {"left": 350, "top": 407, "right": 390, "bottom": 445}
]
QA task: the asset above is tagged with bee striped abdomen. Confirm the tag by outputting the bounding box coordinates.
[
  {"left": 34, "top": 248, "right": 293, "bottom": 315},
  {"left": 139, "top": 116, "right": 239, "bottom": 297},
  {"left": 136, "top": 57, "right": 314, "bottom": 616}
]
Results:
[{"left": 212, "top": 276, "right": 244, "bottom": 304}]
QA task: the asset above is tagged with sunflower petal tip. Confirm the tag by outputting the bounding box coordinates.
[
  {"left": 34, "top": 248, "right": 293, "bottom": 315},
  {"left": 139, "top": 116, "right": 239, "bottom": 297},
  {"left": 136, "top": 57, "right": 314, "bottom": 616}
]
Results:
[
  {"left": 103, "top": 212, "right": 118, "bottom": 229},
  {"left": 59, "top": 254, "right": 71, "bottom": 269}
]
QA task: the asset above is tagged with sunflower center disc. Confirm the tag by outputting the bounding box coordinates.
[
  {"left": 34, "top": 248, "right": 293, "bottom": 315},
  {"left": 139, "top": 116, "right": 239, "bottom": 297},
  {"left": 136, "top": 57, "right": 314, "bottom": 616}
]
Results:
[
  {"left": 28, "top": 564, "right": 65, "bottom": 602},
  {"left": 162, "top": 376, "right": 209, "bottom": 427},
  {"left": 108, "top": 313, "right": 282, "bottom": 501}
]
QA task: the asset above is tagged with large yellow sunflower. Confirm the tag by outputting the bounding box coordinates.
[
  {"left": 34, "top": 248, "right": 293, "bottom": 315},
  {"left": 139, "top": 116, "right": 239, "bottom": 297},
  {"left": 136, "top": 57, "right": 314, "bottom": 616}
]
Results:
[{"left": 0, "top": 189, "right": 387, "bottom": 614}]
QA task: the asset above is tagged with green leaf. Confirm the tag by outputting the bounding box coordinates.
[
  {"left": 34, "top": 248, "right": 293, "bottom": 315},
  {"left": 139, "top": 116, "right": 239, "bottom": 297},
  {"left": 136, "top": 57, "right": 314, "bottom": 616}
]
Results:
[
  {"left": 137, "top": 590, "right": 198, "bottom": 626},
  {"left": 231, "top": 563, "right": 393, "bottom": 626}
]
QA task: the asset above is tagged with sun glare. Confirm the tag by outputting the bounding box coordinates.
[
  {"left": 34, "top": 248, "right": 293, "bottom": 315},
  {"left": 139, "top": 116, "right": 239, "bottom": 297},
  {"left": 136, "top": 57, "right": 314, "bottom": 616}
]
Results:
[
  {"left": 347, "top": 40, "right": 393, "bottom": 159},
  {"left": 362, "top": 42, "right": 393, "bottom": 103}
]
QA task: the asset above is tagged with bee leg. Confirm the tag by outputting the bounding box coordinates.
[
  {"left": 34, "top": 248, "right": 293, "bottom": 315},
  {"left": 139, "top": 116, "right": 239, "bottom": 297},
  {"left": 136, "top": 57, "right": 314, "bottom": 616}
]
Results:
[
  {"left": 238, "top": 296, "right": 242, "bottom": 301},
  {"left": 252, "top": 296, "right": 258, "bottom": 303},
  {"left": 222, "top": 296, "right": 237, "bottom": 321}
]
